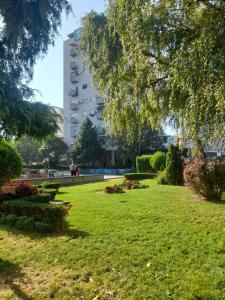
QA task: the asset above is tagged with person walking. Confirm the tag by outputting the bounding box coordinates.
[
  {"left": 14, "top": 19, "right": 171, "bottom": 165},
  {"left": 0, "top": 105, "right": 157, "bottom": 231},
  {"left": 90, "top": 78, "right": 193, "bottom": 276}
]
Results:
[{"left": 70, "top": 161, "right": 76, "bottom": 176}]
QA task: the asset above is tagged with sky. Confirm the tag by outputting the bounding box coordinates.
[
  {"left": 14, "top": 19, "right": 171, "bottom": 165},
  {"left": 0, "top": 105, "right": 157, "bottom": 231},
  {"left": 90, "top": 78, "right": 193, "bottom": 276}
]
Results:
[{"left": 29, "top": 0, "right": 107, "bottom": 108}]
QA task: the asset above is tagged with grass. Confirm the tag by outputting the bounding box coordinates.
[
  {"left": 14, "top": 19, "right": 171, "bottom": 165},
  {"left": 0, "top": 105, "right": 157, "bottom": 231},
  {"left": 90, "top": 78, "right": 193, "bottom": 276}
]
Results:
[{"left": 1, "top": 179, "right": 225, "bottom": 299}]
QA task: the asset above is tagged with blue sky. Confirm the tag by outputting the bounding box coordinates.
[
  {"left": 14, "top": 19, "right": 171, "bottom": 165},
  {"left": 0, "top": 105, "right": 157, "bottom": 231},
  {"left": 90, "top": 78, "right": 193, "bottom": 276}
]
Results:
[{"left": 29, "top": 0, "right": 107, "bottom": 108}]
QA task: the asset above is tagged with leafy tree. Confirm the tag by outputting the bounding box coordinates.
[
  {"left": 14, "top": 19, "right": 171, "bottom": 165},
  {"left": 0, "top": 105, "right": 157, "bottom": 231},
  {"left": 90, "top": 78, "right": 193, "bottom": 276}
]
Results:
[
  {"left": 41, "top": 137, "right": 68, "bottom": 168},
  {"left": 115, "top": 125, "right": 164, "bottom": 166},
  {"left": 0, "top": 139, "right": 22, "bottom": 187},
  {"left": 81, "top": 1, "right": 225, "bottom": 150},
  {"left": 71, "top": 118, "right": 103, "bottom": 165},
  {"left": 16, "top": 136, "right": 42, "bottom": 167},
  {"left": 0, "top": 0, "right": 71, "bottom": 138}
]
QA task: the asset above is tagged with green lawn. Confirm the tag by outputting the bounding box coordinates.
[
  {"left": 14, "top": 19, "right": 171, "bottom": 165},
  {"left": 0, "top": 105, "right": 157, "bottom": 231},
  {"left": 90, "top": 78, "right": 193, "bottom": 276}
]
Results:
[{"left": 1, "top": 179, "right": 225, "bottom": 299}]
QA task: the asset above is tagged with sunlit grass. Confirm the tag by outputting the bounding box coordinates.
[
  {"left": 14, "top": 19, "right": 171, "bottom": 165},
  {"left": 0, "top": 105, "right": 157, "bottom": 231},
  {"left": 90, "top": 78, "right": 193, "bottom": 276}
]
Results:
[{"left": 1, "top": 179, "right": 225, "bottom": 299}]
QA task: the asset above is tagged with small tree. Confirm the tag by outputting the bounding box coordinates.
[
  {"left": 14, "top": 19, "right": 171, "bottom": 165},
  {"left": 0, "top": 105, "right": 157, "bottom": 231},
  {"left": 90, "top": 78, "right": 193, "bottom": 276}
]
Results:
[
  {"left": 16, "top": 136, "right": 42, "bottom": 167},
  {"left": 71, "top": 118, "right": 103, "bottom": 165},
  {"left": 41, "top": 137, "right": 68, "bottom": 168},
  {"left": 0, "top": 139, "right": 22, "bottom": 187},
  {"left": 164, "top": 145, "right": 183, "bottom": 185}
]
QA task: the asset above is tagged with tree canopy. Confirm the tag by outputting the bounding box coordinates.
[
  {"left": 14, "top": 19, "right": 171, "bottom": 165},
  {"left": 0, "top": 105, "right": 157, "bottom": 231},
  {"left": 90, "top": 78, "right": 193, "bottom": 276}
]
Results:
[
  {"left": 0, "top": 0, "right": 71, "bottom": 138},
  {"left": 81, "top": 0, "right": 225, "bottom": 148},
  {"left": 71, "top": 118, "right": 103, "bottom": 165},
  {"left": 16, "top": 136, "right": 42, "bottom": 167}
]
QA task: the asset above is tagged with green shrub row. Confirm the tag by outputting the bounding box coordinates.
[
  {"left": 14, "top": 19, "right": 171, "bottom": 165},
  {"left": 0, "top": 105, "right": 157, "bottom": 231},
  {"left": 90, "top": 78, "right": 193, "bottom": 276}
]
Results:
[
  {"left": 0, "top": 200, "right": 68, "bottom": 229},
  {"left": 18, "top": 193, "right": 51, "bottom": 204},
  {"left": 124, "top": 173, "right": 155, "bottom": 180},
  {"left": 40, "top": 182, "right": 61, "bottom": 191},
  {"left": 38, "top": 188, "right": 57, "bottom": 200},
  {"left": 0, "top": 214, "right": 54, "bottom": 232}
]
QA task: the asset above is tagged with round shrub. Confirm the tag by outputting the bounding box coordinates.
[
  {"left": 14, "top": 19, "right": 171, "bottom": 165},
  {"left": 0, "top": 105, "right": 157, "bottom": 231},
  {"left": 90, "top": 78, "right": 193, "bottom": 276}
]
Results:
[
  {"left": 184, "top": 158, "right": 225, "bottom": 201},
  {"left": 0, "top": 139, "right": 22, "bottom": 186},
  {"left": 150, "top": 151, "right": 166, "bottom": 171}
]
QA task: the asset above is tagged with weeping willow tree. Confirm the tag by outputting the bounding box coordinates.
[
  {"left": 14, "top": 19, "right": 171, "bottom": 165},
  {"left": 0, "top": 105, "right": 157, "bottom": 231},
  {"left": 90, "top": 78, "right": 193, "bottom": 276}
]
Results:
[
  {"left": 81, "top": 0, "right": 225, "bottom": 150},
  {"left": 0, "top": 0, "right": 71, "bottom": 138}
]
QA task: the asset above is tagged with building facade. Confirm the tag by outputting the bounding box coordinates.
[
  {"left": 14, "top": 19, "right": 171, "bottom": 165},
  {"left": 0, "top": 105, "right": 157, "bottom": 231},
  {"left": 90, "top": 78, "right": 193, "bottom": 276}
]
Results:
[{"left": 63, "top": 28, "right": 117, "bottom": 165}]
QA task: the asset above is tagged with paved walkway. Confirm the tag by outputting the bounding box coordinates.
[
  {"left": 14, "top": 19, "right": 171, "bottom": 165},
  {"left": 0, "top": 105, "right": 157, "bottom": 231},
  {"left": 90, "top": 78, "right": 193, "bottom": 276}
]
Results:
[{"left": 104, "top": 175, "right": 123, "bottom": 180}]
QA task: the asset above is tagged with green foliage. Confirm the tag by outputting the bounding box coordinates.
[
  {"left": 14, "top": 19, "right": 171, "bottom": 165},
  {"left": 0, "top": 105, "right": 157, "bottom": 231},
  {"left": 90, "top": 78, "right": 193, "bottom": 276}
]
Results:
[
  {"left": 40, "top": 182, "right": 61, "bottom": 191},
  {"left": 0, "top": 1, "right": 71, "bottom": 138},
  {"left": 0, "top": 214, "right": 54, "bottom": 232},
  {"left": 136, "top": 155, "right": 152, "bottom": 173},
  {"left": 81, "top": 1, "right": 225, "bottom": 147},
  {"left": 156, "top": 170, "right": 168, "bottom": 185},
  {"left": 38, "top": 189, "right": 57, "bottom": 200},
  {"left": 16, "top": 136, "right": 42, "bottom": 166},
  {"left": 0, "top": 139, "right": 22, "bottom": 186},
  {"left": 0, "top": 200, "right": 68, "bottom": 229},
  {"left": 41, "top": 137, "right": 68, "bottom": 168},
  {"left": 150, "top": 151, "right": 166, "bottom": 171},
  {"left": 164, "top": 145, "right": 183, "bottom": 186},
  {"left": 184, "top": 159, "right": 225, "bottom": 201},
  {"left": 71, "top": 118, "right": 103, "bottom": 164},
  {"left": 124, "top": 173, "right": 155, "bottom": 180},
  {"left": 19, "top": 194, "right": 51, "bottom": 204}
]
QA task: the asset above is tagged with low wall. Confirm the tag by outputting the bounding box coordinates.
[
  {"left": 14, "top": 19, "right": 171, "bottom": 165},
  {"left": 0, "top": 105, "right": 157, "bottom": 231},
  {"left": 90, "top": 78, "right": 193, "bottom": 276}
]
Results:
[
  {"left": 18, "top": 174, "right": 104, "bottom": 186},
  {"left": 81, "top": 169, "right": 134, "bottom": 175}
]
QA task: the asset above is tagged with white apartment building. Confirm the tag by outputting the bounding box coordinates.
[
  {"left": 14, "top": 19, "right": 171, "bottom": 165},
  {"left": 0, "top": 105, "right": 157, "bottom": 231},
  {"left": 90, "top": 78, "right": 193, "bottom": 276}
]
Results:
[{"left": 63, "top": 28, "right": 116, "bottom": 165}]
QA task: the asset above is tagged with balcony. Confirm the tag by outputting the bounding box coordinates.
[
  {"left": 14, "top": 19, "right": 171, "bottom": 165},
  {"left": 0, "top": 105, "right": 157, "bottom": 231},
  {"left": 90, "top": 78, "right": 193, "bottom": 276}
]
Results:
[
  {"left": 70, "top": 61, "right": 78, "bottom": 70},
  {"left": 70, "top": 74, "right": 78, "bottom": 84},
  {"left": 69, "top": 89, "right": 78, "bottom": 97},
  {"left": 69, "top": 39, "right": 78, "bottom": 47},
  {"left": 96, "top": 96, "right": 105, "bottom": 105},
  {"left": 96, "top": 111, "right": 103, "bottom": 120},
  {"left": 71, "top": 117, "right": 79, "bottom": 124},
  {"left": 71, "top": 127, "right": 78, "bottom": 137},
  {"left": 70, "top": 48, "right": 77, "bottom": 57},
  {"left": 71, "top": 102, "right": 79, "bottom": 110}
]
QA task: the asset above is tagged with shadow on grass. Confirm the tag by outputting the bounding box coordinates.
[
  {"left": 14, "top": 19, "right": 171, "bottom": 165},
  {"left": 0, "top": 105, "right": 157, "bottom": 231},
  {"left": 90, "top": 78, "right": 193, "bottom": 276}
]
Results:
[
  {"left": 0, "top": 258, "right": 32, "bottom": 300},
  {"left": 65, "top": 228, "right": 90, "bottom": 239},
  {"left": 56, "top": 191, "right": 68, "bottom": 195}
]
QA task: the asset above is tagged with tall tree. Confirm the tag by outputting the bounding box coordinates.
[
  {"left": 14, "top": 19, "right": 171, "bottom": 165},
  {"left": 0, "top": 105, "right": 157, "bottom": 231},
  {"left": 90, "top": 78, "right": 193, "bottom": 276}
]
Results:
[
  {"left": 71, "top": 118, "right": 103, "bottom": 165},
  {"left": 0, "top": 0, "right": 71, "bottom": 138},
  {"left": 16, "top": 136, "right": 42, "bottom": 167},
  {"left": 81, "top": 1, "right": 225, "bottom": 150},
  {"left": 41, "top": 137, "right": 68, "bottom": 168}
]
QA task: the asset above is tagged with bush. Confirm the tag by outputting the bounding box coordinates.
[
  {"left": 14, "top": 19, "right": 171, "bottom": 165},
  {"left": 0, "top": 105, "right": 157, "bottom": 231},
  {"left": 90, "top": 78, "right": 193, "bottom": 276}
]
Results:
[
  {"left": 0, "top": 214, "right": 54, "bottom": 232},
  {"left": 150, "top": 151, "right": 166, "bottom": 171},
  {"left": 183, "top": 158, "right": 225, "bottom": 201},
  {"left": 40, "top": 182, "right": 61, "bottom": 191},
  {"left": 38, "top": 188, "right": 57, "bottom": 200},
  {"left": 104, "top": 185, "right": 124, "bottom": 194},
  {"left": 164, "top": 145, "right": 183, "bottom": 185},
  {"left": 20, "top": 194, "right": 51, "bottom": 204},
  {"left": 124, "top": 173, "right": 155, "bottom": 180},
  {"left": 122, "top": 180, "right": 140, "bottom": 190},
  {"left": 0, "top": 140, "right": 22, "bottom": 187},
  {"left": 0, "top": 200, "right": 69, "bottom": 229},
  {"left": 13, "top": 182, "right": 38, "bottom": 197},
  {"left": 156, "top": 170, "right": 168, "bottom": 185},
  {"left": 136, "top": 155, "right": 152, "bottom": 173}
]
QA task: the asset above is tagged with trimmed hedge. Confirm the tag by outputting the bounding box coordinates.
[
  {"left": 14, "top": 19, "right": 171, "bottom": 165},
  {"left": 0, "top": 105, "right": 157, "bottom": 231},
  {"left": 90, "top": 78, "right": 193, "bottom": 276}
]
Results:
[
  {"left": 40, "top": 182, "right": 61, "bottom": 191},
  {"left": 18, "top": 194, "right": 51, "bottom": 204},
  {"left": 0, "top": 214, "right": 54, "bottom": 232},
  {"left": 0, "top": 200, "right": 68, "bottom": 229},
  {"left": 38, "top": 188, "right": 57, "bottom": 200},
  {"left": 124, "top": 173, "right": 155, "bottom": 180},
  {"left": 150, "top": 151, "right": 166, "bottom": 171},
  {"left": 136, "top": 155, "right": 152, "bottom": 173}
]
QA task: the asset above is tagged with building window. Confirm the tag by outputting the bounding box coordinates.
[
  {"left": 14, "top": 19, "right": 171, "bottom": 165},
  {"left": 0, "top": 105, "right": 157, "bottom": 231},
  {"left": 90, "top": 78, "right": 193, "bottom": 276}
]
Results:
[
  {"left": 82, "top": 111, "right": 88, "bottom": 117},
  {"left": 82, "top": 84, "right": 88, "bottom": 89}
]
